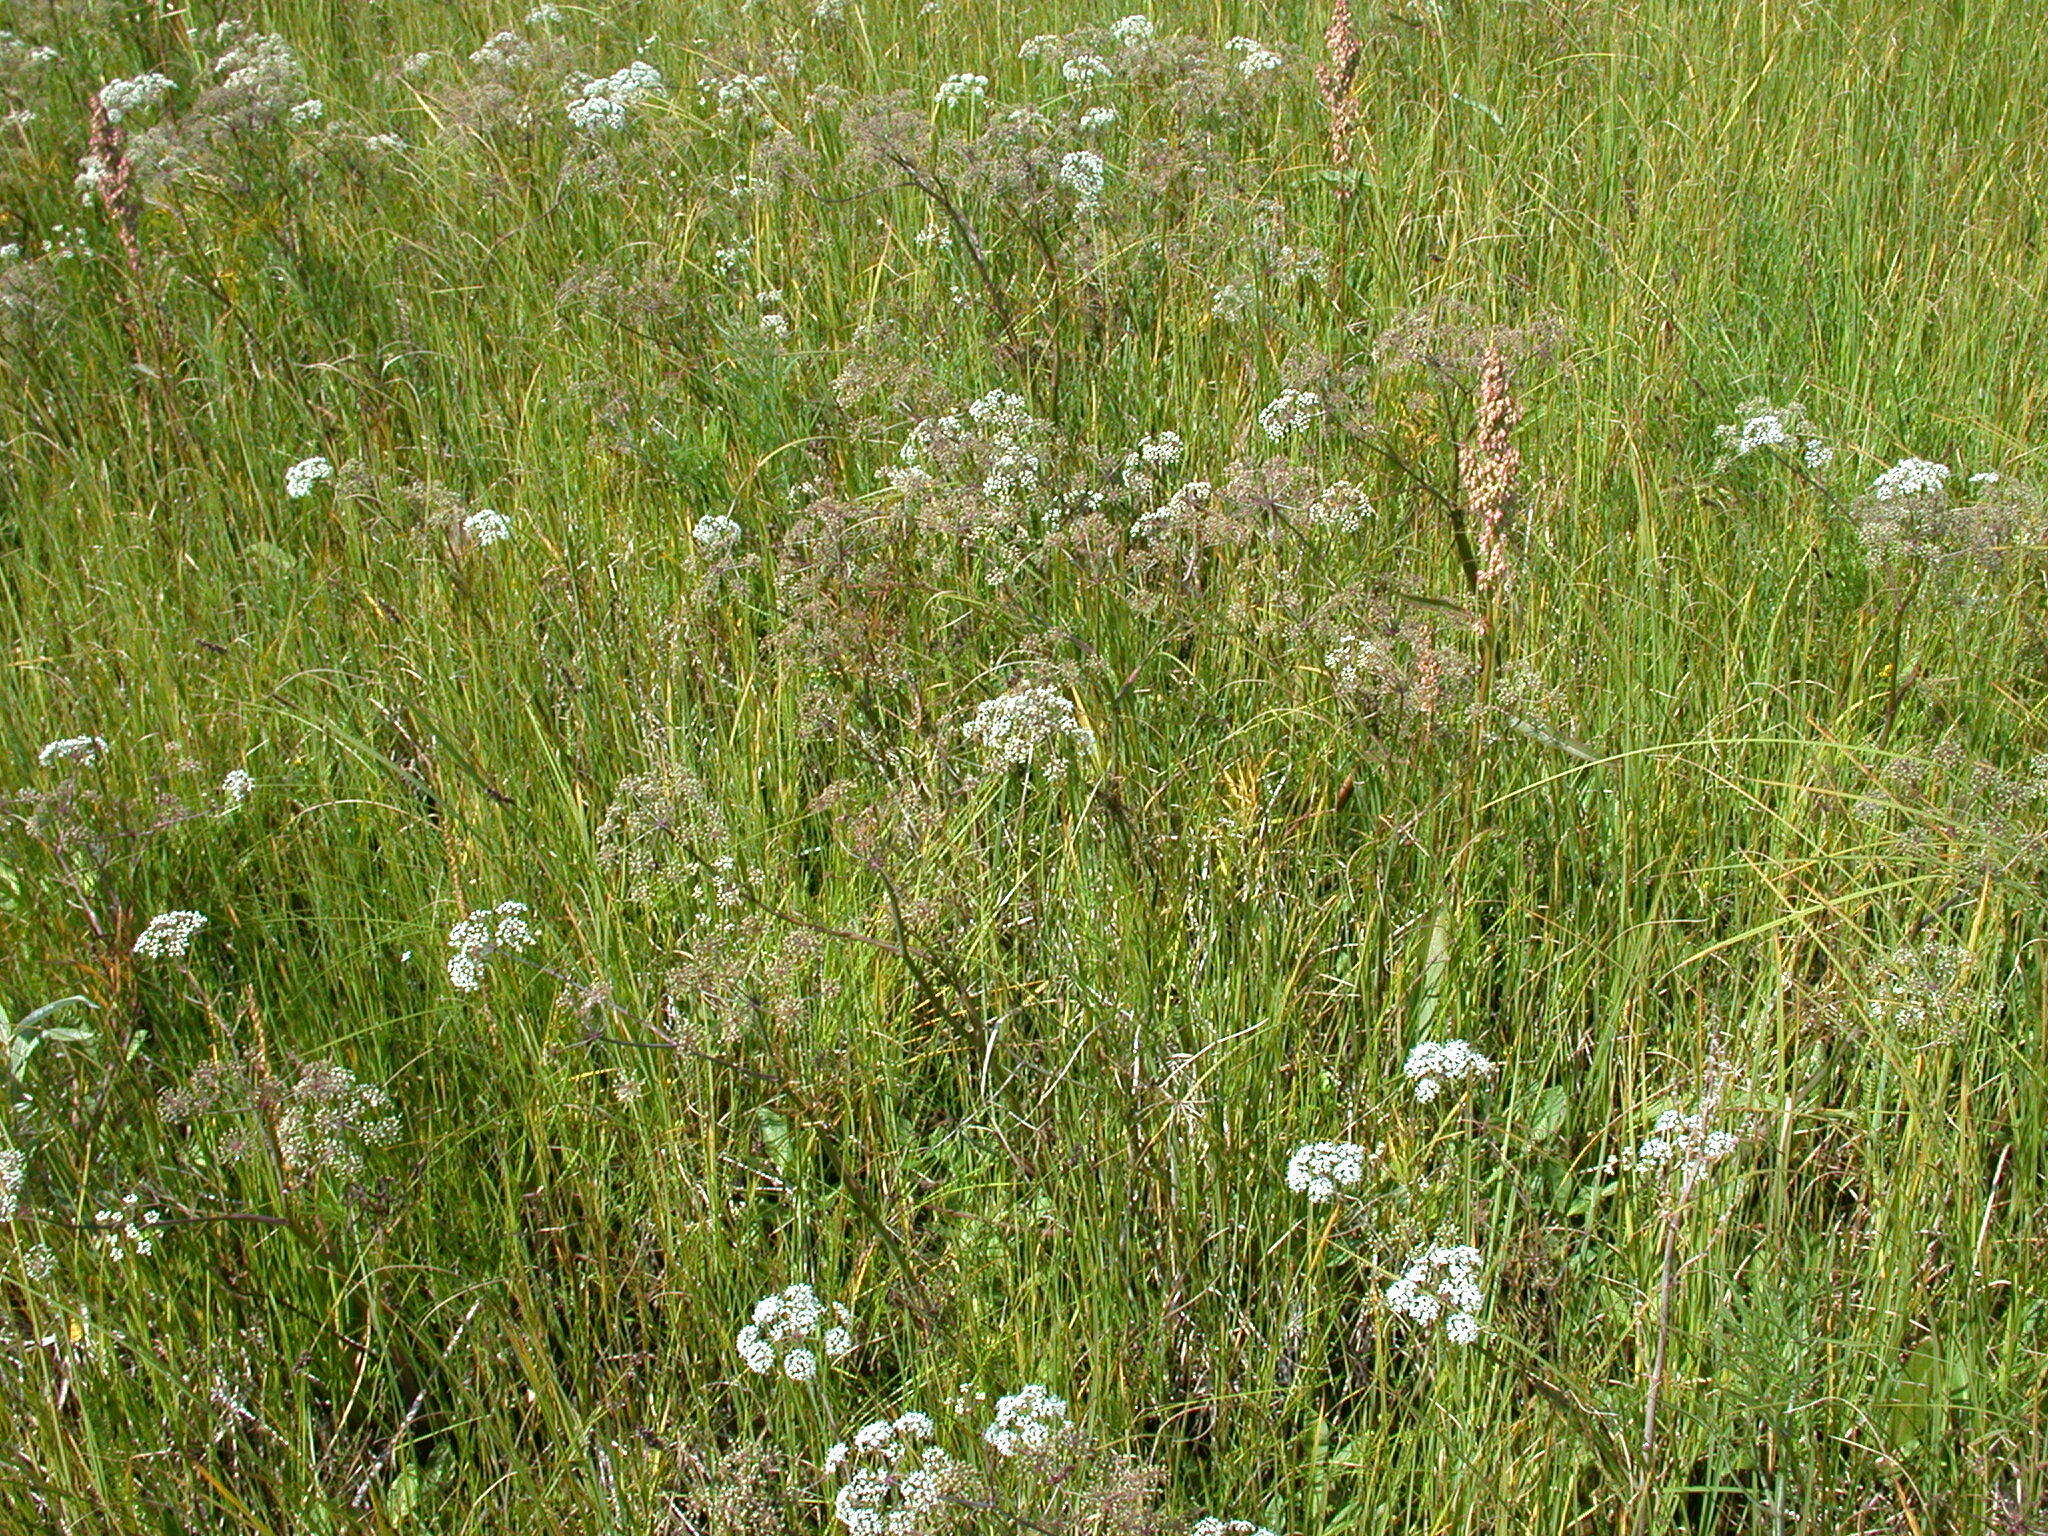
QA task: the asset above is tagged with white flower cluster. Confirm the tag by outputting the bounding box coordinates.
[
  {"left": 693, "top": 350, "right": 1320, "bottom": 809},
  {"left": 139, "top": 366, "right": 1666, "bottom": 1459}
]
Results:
[
  {"left": 0, "top": 1148, "right": 24, "bottom": 1221},
  {"left": 1403, "top": 1039, "right": 1498, "bottom": 1102},
  {"left": 737, "top": 1283, "right": 855, "bottom": 1380},
  {"left": 1120, "top": 430, "right": 1184, "bottom": 492},
  {"left": 1305, "top": 481, "right": 1373, "bottom": 532},
  {"left": 1224, "top": 36, "right": 1283, "bottom": 74},
  {"left": 289, "top": 98, "right": 324, "bottom": 124},
  {"left": 964, "top": 389, "right": 1044, "bottom": 501},
  {"left": 935, "top": 73, "right": 988, "bottom": 106},
  {"left": 1257, "top": 388, "right": 1322, "bottom": 442},
  {"left": 284, "top": 456, "right": 333, "bottom": 498},
  {"left": 99, "top": 72, "right": 176, "bottom": 122},
  {"left": 962, "top": 686, "right": 1095, "bottom": 778},
  {"left": 693, "top": 514, "right": 742, "bottom": 556},
  {"left": 469, "top": 31, "right": 534, "bottom": 70},
  {"left": 1077, "top": 105, "right": 1119, "bottom": 132},
  {"left": 526, "top": 3, "right": 564, "bottom": 24},
  {"left": 1062, "top": 54, "right": 1114, "bottom": 85},
  {"left": 888, "top": 390, "right": 1052, "bottom": 513},
  {"left": 1384, "top": 1244, "right": 1484, "bottom": 1342},
  {"left": 567, "top": 60, "right": 666, "bottom": 131},
  {"left": 445, "top": 901, "right": 535, "bottom": 991},
  {"left": 468, "top": 30, "right": 536, "bottom": 69},
  {"left": 210, "top": 25, "right": 313, "bottom": 119},
  {"left": 984, "top": 1383, "right": 1068, "bottom": 1456},
  {"left": 1058, "top": 149, "right": 1107, "bottom": 210},
  {"left": 829, "top": 1412, "right": 955, "bottom": 1536},
  {"left": 1128, "top": 479, "right": 1213, "bottom": 540},
  {"left": 1111, "top": 14, "right": 1155, "bottom": 45},
  {"left": 1869, "top": 456, "right": 1951, "bottom": 501},
  {"left": 133, "top": 911, "right": 207, "bottom": 960},
  {"left": 38, "top": 735, "right": 107, "bottom": 768},
  {"left": 74, "top": 151, "right": 115, "bottom": 205},
  {"left": 1192, "top": 1520, "right": 1276, "bottom": 1536},
  {"left": 220, "top": 769, "right": 254, "bottom": 810},
  {"left": 1612, "top": 1107, "right": 1739, "bottom": 1181},
  {"left": 92, "top": 1193, "right": 161, "bottom": 1261},
  {"left": 462, "top": 508, "right": 512, "bottom": 547},
  {"left": 702, "top": 70, "right": 776, "bottom": 125},
  {"left": 1710, "top": 399, "right": 1831, "bottom": 471},
  {"left": 1284, "top": 1140, "right": 1367, "bottom": 1202}
]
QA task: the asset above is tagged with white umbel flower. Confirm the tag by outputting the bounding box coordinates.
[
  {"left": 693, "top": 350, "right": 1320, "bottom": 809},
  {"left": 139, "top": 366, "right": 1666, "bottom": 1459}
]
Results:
[
  {"left": 1869, "top": 457, "right": 1951, "bottom": 501},
  {"left": 134, "top": 911, "right": 207, "bottom": 960},
  {"left": 284, "top": 456, "right": 334, "bottom": 498},
  {"left": 462, "top": 508, "right": 512, "bottom": 547},
  {"left": 1403, "top": 1039, "right": 1499, "bottom": 1102},
  {"left": 39, "top": 735, "right": 108, "bottom": 768},
  {"left": 1057, "top": 149, "right": 1107, "bottom": 209},
  {"left": 1284, "top": 1140, "right": 1367, "bottom": 1202},
  {"left": 1192, "top": 1520, "right": 1276, "bottom": 1536},
  {"left": 984, "top": 1383, "right": 1068, "bottom": 1456},
  {"left": 737, "top": 1283, "right": 856, "bottom": 1378},
  {"left": 935, "top": 73, "right": 988, "bottom": 106},
  {"left": 1384, "top": 1243, "right": 1485, "bottom": 1342},
  {"left": 566, "top": 60, "right": 665, "bottom": 131},
  {"left": 445, "top": 901, "right": 535, "bottom": 991},
  {"left": 1257, "top": 389, "right": 1321, "bottom": 441},
  {"left": 98, "top": 72, "right": 176, "bottom": 121},
  {"left": 830, "top": 1414, "right": 954, "bottom": 1535},
  {"left": 693, "top": 514, "right": 742, "bottom": 555},
  {"left": 962, "top": 686, "right": 1095, "bottom": 778}
]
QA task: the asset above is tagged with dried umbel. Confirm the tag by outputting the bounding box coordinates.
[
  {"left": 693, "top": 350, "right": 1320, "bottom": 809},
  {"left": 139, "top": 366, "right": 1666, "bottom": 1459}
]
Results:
[
  {"left": 160, "top": 1056, "right": 401, "bottom": 1185},
  {"left": 596, "top": 762, "right": 739, "bottom": 907},
  {"left": 1370, "top": 297, "right": 1568, "bottom": 387},
  {"left": 1324, "top": 612, "right": 1479, "bottom": 730},
  {"left": 674, "top": 1441, "right": 789, "bottom": 1536},
  {"left": 1460, "top": 343, "right": 1522, "bottom": 593}
]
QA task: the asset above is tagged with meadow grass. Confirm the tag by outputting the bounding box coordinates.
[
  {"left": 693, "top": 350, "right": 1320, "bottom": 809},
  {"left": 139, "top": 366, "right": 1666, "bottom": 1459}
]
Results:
[{"left": 2, "top": 0, "right": 2046, "bottom": 1530}]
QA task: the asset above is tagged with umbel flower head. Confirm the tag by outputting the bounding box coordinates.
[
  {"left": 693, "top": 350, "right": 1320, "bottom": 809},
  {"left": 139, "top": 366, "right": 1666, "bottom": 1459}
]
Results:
[
  {"left": 828, "top": 1412, "right": 957, "bottom": 1536},
  {"left": 1284, "top": 1140, "right": 1367, "bottom": 1202},
  {"left": 1403, "top": 1038, "right": 1498, "bottom": 1102},
  {"left": 983, "top": 1383, "right": 1069, "bottom": 1456},
  {"left": 38, "top": 735, "right": 108, "bottom": 768},
  {"left": 133, "top": 910, "right": 207, "bottom": 960},
  {"left": 961, "top": 685, "right": 1095, "bottom": 779},
  {"left": 736, "top": 1283, "right": 855, "bottom": 1381},
  {"left": 1384, "top": 1243, "right": 1486, "bottom": 1343},
  {"left": 445, "top": 901, "right": 536, "bottom": 991},
  {"left": 1710, "top": 398, "right": 1832, "bottom": 473},
  {"left": 693, "top": 513, "right": 742, "bottom": 556},
  {"left": 284, "top": 456, "right": 334, "bottom": 498},
  {"left": 1192, "top": 1520, "right": 1277, "bottom": 1536}
]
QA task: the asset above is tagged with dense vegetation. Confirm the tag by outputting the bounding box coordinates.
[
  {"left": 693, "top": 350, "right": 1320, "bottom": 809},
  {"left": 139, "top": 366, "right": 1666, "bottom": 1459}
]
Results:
[{"left": 3, "top": 0, "right": 2046, "bottom": 1529}]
